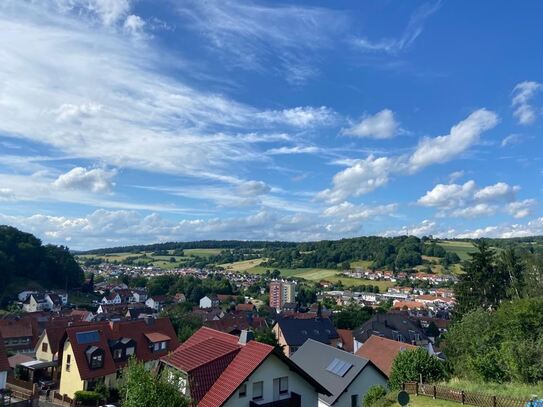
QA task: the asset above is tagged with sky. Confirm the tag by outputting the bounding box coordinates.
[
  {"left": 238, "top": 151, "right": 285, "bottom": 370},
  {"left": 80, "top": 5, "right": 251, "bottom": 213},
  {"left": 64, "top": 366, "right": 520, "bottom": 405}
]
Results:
[{"left": 0, "top": 0, "right": 542, "bottom": 250}]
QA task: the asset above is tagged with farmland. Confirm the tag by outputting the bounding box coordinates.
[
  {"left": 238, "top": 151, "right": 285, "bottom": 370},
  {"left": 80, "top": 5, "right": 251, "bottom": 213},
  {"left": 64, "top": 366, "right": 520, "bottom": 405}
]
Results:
[{"left": 436, "top": 240, "right": 476, "bottom": 261}]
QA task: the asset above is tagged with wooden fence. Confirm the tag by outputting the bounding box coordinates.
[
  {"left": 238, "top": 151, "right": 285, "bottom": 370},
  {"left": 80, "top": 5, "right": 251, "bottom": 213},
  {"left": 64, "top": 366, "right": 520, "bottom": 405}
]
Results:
[{"left": 402, "top": 382, "right": 532, "bottom": 407}]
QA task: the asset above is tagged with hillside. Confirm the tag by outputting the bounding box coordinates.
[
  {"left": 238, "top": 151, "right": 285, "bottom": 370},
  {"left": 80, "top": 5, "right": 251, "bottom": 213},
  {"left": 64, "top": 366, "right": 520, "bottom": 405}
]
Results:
[{"left": 0, "top": 225, "right": 84, "bottom": 304}]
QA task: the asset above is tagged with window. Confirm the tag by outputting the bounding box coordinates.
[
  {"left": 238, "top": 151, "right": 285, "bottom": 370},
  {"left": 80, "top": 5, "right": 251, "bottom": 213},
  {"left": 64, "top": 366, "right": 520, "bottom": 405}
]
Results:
[
  {"left": 153, "top": 342, "right": 160, "bottom": 352},
  {"left": 113, "top": 348, "right": 123, "bottom": 360},
  {"left": 42, "top": 342, "right": 48, "bottom": 353},
  {"left": 161, "top": 341, "right": 167, "bottom": 350},
  {"left": 239, "top": 382, "right": 247, "bottom": 398},
  {"left": 351, "top": 394, "right": 359, "bottom": 407},
  {"left": 116, "top": 369, "right": 123, "bottom": 379},
  {"left": 279, "top": 377, "right": 288, "bottom": 394},
  {"left": 66, "top": 354, "right": 71, "bottom": 372},
  {"left": 252, "top": 381, "right": 263, "bottom": 400},
  {"left": 126, "top": 346, "right": 135, "bottom": 356},
  {"left": 90, "top": 353, "right": 103, "bottom": 369}
]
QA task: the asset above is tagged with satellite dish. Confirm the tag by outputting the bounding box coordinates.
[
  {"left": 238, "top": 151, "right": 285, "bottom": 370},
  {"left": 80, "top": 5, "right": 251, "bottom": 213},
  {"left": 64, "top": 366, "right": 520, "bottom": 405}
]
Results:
[{"left": 397, "top": 390, "right": 410, "bottom": 406}]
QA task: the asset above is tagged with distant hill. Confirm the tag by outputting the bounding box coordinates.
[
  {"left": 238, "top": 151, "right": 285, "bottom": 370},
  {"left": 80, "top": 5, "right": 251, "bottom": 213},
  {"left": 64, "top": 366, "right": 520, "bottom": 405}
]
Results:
[{"left": 0, "top": 225, "right": 84, "bottom": 304}]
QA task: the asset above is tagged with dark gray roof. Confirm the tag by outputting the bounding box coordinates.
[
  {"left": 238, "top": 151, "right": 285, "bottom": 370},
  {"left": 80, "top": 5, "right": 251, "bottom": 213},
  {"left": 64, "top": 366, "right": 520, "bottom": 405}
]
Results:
[
  {"left": 276, "top": 318, "right": 338, "bottom": 347},
  {"left": 291, "top": 339, "right": 383, "bottom": 405},
  {"left": 353, "top": 313, "right": 428, "bottom": 344}
]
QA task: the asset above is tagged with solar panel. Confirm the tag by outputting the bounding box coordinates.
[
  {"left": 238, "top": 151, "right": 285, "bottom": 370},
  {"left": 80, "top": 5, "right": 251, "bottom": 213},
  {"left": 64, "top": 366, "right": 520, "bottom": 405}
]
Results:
[
  {"left": 76, "top": 330, "right": 100, "bottom": 344},
  {"left": 325, "top": 358, "right": 353, "bottom": 377}
]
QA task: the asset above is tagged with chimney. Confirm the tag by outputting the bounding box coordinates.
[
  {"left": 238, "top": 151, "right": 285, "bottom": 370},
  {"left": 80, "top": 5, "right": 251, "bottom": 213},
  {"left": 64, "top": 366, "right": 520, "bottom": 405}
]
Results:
[
  {"left": 238, "top": 330, "right": 255, "bottom": 345},
  {"left": 144, "top": 315, "right": 155, "bottom": 326}
]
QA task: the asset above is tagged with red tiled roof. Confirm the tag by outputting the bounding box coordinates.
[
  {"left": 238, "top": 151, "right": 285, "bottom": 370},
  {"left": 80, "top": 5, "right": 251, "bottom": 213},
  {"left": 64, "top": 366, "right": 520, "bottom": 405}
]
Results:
[
  {"left": 198, "top": 341, "right": 274, "bottom": 407},
  {"left": 204, "top": 314, "right": 267, "bottom": 334},
  {"left": 337, "top": 329, "right": 354, "bottom": 353},
  {"left": 60, "top": 318, "right": 178, "bottom": 380},
  {"left": 235, "top": 303, "right": 255, "bottom": 312},
  {"left": 0, "top": 333, "right": 9, "bottom": 371},
  {"left": 0, "top": 319, "right": 33, "bottom": 339},
  {"left": 355, "top": 335, "right": 417, "bottom": 376}
]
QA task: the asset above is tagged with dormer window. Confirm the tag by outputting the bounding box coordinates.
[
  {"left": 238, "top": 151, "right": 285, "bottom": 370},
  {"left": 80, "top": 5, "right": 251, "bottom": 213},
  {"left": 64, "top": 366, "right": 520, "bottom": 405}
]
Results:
[{"left": 85, "top": 346, "right": 105, "bottom": 369}]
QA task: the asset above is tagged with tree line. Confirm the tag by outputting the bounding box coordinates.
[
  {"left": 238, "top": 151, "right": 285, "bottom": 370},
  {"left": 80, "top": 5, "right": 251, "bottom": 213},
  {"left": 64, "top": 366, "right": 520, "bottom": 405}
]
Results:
[{"left": 0, "top": 226, "right": 84, "bottom": 304}]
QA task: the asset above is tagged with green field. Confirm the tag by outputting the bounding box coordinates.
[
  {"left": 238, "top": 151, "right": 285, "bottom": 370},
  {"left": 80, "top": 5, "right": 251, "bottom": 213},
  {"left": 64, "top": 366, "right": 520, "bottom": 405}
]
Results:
[
  {"left": 182, "top": 248, "right": 223, "bottom": 257},
  {"left": 436, "top": 240, "right": 477, "bottom": 261},
  {"left": 393, "top": 395, "right": 465, "bottom": 407},
  {"left": 245, "top": 266, "right": 393, "bottom": 290},
  {"left": 441, "top": 378, "right": 541, "bottom": 399},
  {"left": 219, "top": 258, "right": 266, "bottom": 271}
]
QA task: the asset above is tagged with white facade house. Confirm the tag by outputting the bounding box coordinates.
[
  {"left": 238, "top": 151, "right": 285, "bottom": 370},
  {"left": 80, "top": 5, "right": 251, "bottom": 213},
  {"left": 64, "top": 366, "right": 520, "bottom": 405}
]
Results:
[
  {"left": 199, "top": 295, "right": 219, "bottom": 309},
  {"left": 101, "top": 293, "right": 122, "bottom": 305}
]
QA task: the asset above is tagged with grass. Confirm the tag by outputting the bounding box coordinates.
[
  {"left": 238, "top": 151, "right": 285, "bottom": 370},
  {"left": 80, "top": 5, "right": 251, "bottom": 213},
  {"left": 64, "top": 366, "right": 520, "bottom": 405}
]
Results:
[
  {"left": 183, "top": 248, "right": 223, "bottom": 257},
  {"left": 245, "top": 266, "right": 393, "bottom": 290},
  {"left": 436, "top": 240, "right": 476, "bottom": 261},
  {"left": 441, "top": 378, "right": 541, "bottom": 399},
  {"left": 219, "top": 258, "right": 266, "bottom": 271},
  {"left": 392, "top": 395, "right": 464, "bottom": 406},
  {"left": 351, "top": 260, "right": 373, "bottom": 268}
]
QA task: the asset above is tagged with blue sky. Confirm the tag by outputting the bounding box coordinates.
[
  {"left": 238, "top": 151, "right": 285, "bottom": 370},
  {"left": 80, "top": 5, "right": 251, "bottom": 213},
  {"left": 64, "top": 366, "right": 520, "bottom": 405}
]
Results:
[{"left": 0, "top": 0, "right": 542, "bottom": 249}]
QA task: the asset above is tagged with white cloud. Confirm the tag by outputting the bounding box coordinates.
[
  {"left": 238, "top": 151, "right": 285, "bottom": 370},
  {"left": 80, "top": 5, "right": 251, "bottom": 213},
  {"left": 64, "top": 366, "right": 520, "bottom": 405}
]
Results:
[
  {"left": 123, "top": 15, "right": 145, "bottom": 35},
  {"left": 55, "top": 103, "right": 102, "bottom": 123},
  {"left": 237, "top": 181, "right": 271, "bottom": 196},
  {"left": 53, "top": 167, "right": 117, "bottom": 193},
  {"left": 417, "top": 180, "right": 476, "bottom": 208},
  {"left": 260, "top": 106, "right": 337, "bottom": 128},
  {"left": 265, "top": 146, "right": 321, "bottom": 155},
  {"left": 381, "top": 219, "right": 447, "bottom": 238},
  {"left": 342, "top": 109, "right": 399, "bottom": 139},
  {"left": 507, "top": 199, "right": 536, "bottom": 219},
  {"left": 323, "top": 201, "right": 397, "bottom": 221},
  {"left": 317, "top": 155, "right": 397, "bottom": 204},
  {"left": 418, "top": 179, "right": 531, "bottom": 219},
  {"left": 474, "top": 182, "right": 519, "bottom": 202},
  {"left": 352, "top": 1, "right": 441, "bottom": 54},
  {"left": 501, "top": 133, "right": 524, "bottom": 147},
  {"left": 408, "top": 109, "right": 499, "bottom": 171},
  {"left": 319, "top": 109, "right": 498, "bottom": 203},
  {"left": 512, "top": 81, "right": 543, "bottom": 125},
  {"left": 448, "top": 170, "right": 465, "bottom": 182},
  {"left": 0, "top": 188, "right": 15, "bottom": 201}
]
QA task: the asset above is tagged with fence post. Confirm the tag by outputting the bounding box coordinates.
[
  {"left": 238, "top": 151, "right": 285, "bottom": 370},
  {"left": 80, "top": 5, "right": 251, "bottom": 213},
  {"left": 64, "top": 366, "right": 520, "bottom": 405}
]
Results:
[
  {"left": 402, "top": 383, "right": 405, "bottom": 391},
  {"left": 461, "top": 391, "right": 465, "bottom": 404},
  {"left": 415, "top": 382, "right": 419, "bottom": 396},
  {"left": 492, "top": 395, "right": 497, "bottom": 407},
  {"left": 433, "top": 385, "right": 437, "bottom": 399}
]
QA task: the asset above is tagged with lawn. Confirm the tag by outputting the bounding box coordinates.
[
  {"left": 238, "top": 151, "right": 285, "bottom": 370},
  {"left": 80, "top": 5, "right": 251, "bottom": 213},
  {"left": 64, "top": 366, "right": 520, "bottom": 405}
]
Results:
[
  {"left": 441, "top": 378, "right": 541, "bottom": 399},
  {"left": 351, "top": 260, "right": 373, "bottom": 269},
  {"left": 393, "top": 395, "right": 465, "bottom": 406},
  {"left": 436, "top": 240, "right": 476, "bottom": 261},
  {"left": 183, "top": 248, "right": 223, "bottom": 257},
  {"left": 219, "top": 258, "right": 266, "bottom": 271},
  {"left": 246, "top": 266, "right": 393, "bottom": 290}
]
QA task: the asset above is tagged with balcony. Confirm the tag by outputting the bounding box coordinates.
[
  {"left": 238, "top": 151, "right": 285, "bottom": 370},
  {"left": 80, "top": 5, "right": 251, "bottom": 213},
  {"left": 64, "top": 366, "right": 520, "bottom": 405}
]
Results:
[{"left": 249, "top": 393, "right": 301, "bottom": 407}]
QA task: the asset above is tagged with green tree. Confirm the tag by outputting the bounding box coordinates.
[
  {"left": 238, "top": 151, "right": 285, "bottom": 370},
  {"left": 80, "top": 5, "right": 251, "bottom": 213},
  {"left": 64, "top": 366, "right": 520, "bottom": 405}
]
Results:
[
  {"left": 389, "top": 348, "right": 446, "bottom": 389},
  {"left": 334, "top": 304, "right": 374, "bottom": 329},
  {"left": 121, "top": 358, "right": 189, "bottom": 407},
  {"left": 363, "top": 385, "right": 387, "bottom": 407}
]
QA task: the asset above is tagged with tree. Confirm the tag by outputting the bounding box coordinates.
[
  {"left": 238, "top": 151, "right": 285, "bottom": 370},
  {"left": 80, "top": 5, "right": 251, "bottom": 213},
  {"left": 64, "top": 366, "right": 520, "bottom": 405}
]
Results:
[
  {"left": 425, "top": 321, "right": 440, "bottom": 339},
  {"left": 121, "top": 358, "right": 189, "bottom": 407},
  {"left": 497, "top": 248, "right": 525, "bottom": 299},
  {"left": 389, "top": 348, "right": 446, "bottom": 389},
  {"left": 454, "top": 241, "right": 510, "bottom": 317},
  {"left": 334, "top": 304, "right": 374, "bottom": 329}
]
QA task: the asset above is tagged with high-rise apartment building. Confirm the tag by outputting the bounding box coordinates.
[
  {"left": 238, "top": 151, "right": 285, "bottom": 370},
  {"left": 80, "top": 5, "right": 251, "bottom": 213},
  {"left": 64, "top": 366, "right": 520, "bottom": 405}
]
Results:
[{"left": 269, "top": 281, "right": 296, "bottom": 309}]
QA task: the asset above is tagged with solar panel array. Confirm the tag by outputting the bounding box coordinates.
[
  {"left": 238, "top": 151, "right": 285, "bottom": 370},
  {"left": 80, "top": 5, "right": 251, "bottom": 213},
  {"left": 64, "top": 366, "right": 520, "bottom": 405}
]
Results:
[
  {"left": 325, "top": 358, "right": 353, "bottom": 377},
  {"left": 76, "top": 330, "right": 100, "bottom": 344}
]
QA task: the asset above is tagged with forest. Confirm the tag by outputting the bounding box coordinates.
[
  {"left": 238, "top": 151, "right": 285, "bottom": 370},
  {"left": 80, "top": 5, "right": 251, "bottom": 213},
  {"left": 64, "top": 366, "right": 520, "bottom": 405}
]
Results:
[{"left": 0, "top": 226, "right": 84, "bottom": 303}]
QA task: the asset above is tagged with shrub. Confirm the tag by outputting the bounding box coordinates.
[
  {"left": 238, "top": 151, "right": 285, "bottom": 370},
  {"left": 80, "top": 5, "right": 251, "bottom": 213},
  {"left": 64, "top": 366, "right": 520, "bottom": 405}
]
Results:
[
  {"left": 74, "top": 390, "right": 101, "bottom": 405},
  {"left": 389, "top": 348, "right": 446, "bottom": 389},
  {"left": 363, "top": 385, "right": 387, "bottom": 406}
]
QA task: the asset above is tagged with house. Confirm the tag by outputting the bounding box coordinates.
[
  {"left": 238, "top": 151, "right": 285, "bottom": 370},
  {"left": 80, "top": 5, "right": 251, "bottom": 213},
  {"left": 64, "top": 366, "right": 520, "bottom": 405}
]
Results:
[
  {"left": 352, "top": 313, "right": 428, "bottom": 352},
  {"left": 336, "top": 329, "right": 354, "bottom": 353},
  {"left": 199, "top": 295, "right": 219, "bottom": 309},
  {"left": 131, "top": 289, "right": 148, "bottom": 303},
  {"left": 161, "top": 327, "right": 329, "bottom": 407},
  {"left": 204, "top": 313, "right": 267, "bottom": 336},
  {"left": 101, "top": 292, "right": 121, "bottom": 305},
  {"left": 174, "top": 293, "right": 186, "bottom": 303},
  {"left": 355, "top": 335, "right": 417, "bottom": 377},
  {"left": 291, "top": 339, "right": 388, "bottom": 407},
  {"left": 22, "top": 293, "right": 49, "bottom": 312},
  {"left": 145, "top": 295, "right": 172, "bottom": 311},
  {"left": 0, "top": 333, "right": 9, "bottom": 389},
  {"left": 36, "top": 321, "right": 80, "bottom": 362},
  {"left": 58, "top": 317, "right": 178, "bottom": 398},
  {"left": 0, "top": 318, "right": 38, "bottom": 352},
  {"left": 272, "top": 318, "right": 339, "bottom": 357},
  {"left": 45, "top": 293, "right": 64, "bottom": 311},
  {"left": 235, "top": 303, "right": 256, "bottom": 313}
]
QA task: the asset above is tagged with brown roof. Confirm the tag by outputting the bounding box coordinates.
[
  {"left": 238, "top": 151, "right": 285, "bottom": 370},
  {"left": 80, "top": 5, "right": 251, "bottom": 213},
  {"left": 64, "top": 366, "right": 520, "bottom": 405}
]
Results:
[
  {"left": 337, "top": 329, "right": 354, "bottom": 353},
  {"left": 8, "top": 354, "right": 34, "bottom": 369},
  {"left": 0, "top": 318, "right": 37, "bottom": 342},
  {"left": 235, "top": 303, "right": 255, "bottom": 312},
  {"left": 355, "top": 335, "right": 417, "bottom": 376},
  {"left": 60, "top": 317, "right": 179, "bottom": 380},
  {"left": 0, "top": 333, "right": 9, "bottom": 371}
]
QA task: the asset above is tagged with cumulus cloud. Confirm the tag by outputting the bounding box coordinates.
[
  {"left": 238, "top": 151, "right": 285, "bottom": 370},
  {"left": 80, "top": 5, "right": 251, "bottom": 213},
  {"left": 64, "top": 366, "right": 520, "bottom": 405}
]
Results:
[
  {"left": 418, "top": 180, "right": 532, "bottom": 219},
  {"left": 512, "top": 81, "right": 543, "bottom": 125},
  {"left": 53, "top": 167, "right": 117, "bottom": 193},
  {"left": 342, "top": 109, "right": 399, "bottom": 139},
  {"left": 322, "top": 201, "right": 397, "bottom": 220},
  {"left": 319, "top": 109, "right": 498, "bottom": 203},
  {"left": 317, "top": 155, "right": 396, "bottom": 204},
  {"left": 408, "top": 109, "right": 499, "bottom": 171}
]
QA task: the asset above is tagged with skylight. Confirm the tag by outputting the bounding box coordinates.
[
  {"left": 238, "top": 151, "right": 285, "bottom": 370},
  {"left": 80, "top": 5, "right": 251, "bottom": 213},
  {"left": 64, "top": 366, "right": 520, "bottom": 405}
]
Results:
[
  {"left": 76, "top": 330, "right": 100, "bottom": 344},
  {"left": 325, "top": 358, "right": 353, "bottom": 377}
]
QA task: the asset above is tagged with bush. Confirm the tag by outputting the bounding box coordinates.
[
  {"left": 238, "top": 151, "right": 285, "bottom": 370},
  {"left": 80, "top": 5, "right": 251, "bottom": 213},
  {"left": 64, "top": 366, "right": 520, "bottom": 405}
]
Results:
[
  {"left": 389, "top": 348, "right": 446, "bottom": 389},
  {"left": 363, "top": 385, "right": 387, "bottom": 406},
  {"left": 74, "top": 390, "right": 101, "bottom": 404}
]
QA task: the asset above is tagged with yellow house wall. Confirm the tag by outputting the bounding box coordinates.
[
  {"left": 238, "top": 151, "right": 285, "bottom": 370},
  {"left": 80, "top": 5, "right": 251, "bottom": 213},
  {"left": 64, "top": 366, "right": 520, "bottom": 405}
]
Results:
[
  {"left": 59, "top": 340, "right": 85, "bottom": 398},
  {"left": 35, "top": 333, "right": 55, "bottom": 362}
]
